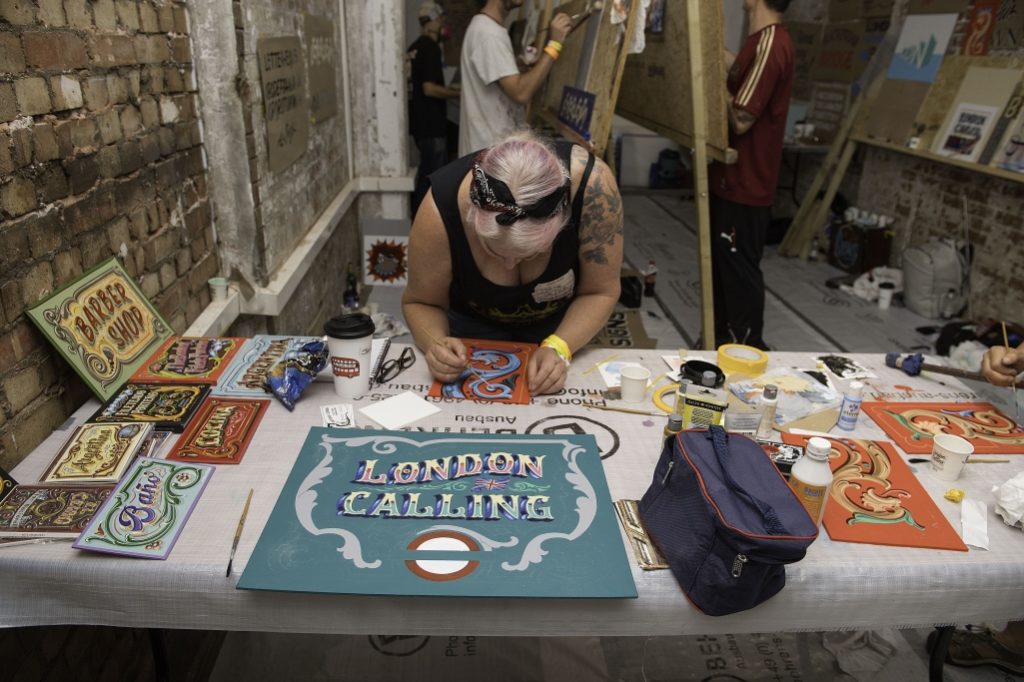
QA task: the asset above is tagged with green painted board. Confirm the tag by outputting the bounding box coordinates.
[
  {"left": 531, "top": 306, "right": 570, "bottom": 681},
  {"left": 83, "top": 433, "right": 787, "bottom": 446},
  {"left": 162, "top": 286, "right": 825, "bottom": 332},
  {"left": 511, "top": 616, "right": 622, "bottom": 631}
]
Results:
[
  {"left": 27, "top": 257, "right": 172, "bottom": 401},
  {"left": 239, "top": 429, "right": 638, "bottom": 599}
]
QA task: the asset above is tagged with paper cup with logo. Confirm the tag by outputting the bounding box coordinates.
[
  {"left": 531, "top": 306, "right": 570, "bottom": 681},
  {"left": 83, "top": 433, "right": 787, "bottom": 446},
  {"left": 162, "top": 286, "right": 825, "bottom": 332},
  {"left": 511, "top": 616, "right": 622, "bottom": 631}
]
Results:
[
  {"left": 324, "top": 313, "right": 375, "bottom": 400},
  {"left": 930, "top": 434, "right": 974, "bottom": 481}
]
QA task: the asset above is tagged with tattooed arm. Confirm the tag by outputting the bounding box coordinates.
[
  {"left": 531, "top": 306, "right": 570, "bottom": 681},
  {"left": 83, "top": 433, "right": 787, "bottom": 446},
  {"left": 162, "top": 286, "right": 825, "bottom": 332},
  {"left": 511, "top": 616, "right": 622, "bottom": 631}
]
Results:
[
  {"left": 554, "top": 149, "right": 624, "bottom": 353},
  {"left": 525, "top": 147, "right": 623, "bottom": 394}
]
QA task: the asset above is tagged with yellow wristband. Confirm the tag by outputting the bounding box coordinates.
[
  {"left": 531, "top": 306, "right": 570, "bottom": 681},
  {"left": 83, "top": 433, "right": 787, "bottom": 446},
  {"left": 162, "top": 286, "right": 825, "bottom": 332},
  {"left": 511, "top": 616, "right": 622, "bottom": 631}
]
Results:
[
  {"left": 546, "top": 39, "right": 563, "bottom": 53},
  {"left": 541, "top": 334, "right": 572, "bottom": 366},
  {"left": 543, "top": 45, "right": 560, "bottom": 60}
]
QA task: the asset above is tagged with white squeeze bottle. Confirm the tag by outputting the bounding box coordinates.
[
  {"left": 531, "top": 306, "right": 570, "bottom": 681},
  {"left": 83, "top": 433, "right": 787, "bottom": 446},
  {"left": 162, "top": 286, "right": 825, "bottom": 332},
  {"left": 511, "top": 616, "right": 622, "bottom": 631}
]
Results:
[
  {"left": 837, "top": 380, "right": 864, "bottom": 431},
  {"left": 789, "top": 437, "right": 833, "bottom": 525}
]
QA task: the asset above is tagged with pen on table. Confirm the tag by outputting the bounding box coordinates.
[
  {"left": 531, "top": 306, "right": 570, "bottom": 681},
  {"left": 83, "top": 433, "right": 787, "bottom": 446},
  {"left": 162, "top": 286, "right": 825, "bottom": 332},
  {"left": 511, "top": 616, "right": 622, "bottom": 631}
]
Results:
[
  {"left": 1001, "top": 321, "right": 1020, "bottom": 420},
  {"left": 226, "top": 488, "right": 254, "bottom": 578}
]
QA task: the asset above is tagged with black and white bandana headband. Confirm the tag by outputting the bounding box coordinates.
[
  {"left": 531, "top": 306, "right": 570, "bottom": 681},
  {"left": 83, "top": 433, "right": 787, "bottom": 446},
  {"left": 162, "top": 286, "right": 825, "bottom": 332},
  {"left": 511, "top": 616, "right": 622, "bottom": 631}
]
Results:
[{"left": 469, "top": 162, "right": 570, "bottom": 227}]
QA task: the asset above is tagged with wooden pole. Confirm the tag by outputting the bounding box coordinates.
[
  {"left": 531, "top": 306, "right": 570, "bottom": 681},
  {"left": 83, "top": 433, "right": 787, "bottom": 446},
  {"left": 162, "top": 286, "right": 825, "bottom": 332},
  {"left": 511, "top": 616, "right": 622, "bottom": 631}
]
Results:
[{"left": 685, "top": 0, "right": 715, "bottom": 350}]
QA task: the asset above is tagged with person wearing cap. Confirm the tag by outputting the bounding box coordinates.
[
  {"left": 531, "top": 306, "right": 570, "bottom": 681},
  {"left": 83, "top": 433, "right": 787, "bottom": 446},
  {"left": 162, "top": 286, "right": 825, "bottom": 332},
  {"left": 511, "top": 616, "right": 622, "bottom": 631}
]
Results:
[
  {"left": 458, "top": 1, "right": 572, "bottom": 156},
  {"left": 409, "top": 2, "right": 460, "bottom": 211},
  {"left": 402, "top": 130, "right": 623, "bottom": 395}
]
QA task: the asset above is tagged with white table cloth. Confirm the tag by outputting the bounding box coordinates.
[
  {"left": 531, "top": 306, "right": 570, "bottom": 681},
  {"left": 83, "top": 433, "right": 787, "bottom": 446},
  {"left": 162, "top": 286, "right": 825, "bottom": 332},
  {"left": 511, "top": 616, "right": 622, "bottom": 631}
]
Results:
[{"left": 3, "top": 348, "right": 1023, "bottom": 635}]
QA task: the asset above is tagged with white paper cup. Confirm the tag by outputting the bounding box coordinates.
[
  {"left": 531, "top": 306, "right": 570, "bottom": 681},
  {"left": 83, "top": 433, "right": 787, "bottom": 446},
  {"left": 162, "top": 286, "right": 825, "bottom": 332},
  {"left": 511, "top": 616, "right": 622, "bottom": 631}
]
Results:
[
  {"left": 324, "top": 313, "right": 375, "bottom": 400},
  {"left": 619, "top": 366, "right": 651, "bottom": 404},
  {"left": 878, "top": 283, "right": 894, "bottom": 310},
  {"left": 208, "top": 277, "right": 227, "bottom": 302},
  {"left": 930, "top": 434, "right": 974, "bottom": 481}
]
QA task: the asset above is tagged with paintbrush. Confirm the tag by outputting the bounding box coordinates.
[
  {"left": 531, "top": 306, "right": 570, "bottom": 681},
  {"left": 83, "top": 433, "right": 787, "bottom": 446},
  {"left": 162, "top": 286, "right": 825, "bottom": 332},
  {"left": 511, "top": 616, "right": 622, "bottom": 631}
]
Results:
[
  {"left": 226, "top": 488, "right": 253, "bottom": 578},
  {"left": 585, "top": 403, "right": 663, "bottom": 417},
  {"left": 536, "top": 0, "right": 604, "bottom": 43},
  {"left": 1002, "top": 321, "right": 1020, "bottom": 421},
  {"left": 419, "top": 327, "right": 497, "bottom": 390},
  {"left": 909, "top": 458, "right": 1010, "bottom": 464}
]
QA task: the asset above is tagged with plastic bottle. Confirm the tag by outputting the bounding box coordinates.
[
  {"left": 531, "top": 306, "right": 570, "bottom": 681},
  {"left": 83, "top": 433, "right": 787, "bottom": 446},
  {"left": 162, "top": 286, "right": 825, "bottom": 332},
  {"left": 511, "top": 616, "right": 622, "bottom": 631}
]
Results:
[
  {"left": 663, "top": 413, "right": 683, "bottom": 440},
  {"left": 837, "top": 380, "right": 864, "bottom": 431},
  {"left": 789, "top": 437, "right": 834, "bottom": 525},
  {"left": 755, "top": 384, "right": 778, "bottom": 439},
  {"left": 343, "top": 262, "right": 360, "bottom": 310}
]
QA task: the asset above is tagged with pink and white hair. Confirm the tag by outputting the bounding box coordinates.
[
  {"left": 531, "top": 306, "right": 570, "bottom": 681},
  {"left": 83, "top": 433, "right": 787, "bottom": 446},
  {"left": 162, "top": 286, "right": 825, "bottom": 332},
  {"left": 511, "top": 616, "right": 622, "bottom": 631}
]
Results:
[{"left": 469, "top": 131, "right": 571, "bottom": 259}]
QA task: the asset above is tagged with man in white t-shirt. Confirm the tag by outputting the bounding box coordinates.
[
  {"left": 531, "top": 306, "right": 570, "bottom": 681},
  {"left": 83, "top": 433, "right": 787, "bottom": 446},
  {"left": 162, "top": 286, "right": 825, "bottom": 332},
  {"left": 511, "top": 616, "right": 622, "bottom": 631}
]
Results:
[{"left": 458, "top": 0, "right": 571, "bottom": 155}]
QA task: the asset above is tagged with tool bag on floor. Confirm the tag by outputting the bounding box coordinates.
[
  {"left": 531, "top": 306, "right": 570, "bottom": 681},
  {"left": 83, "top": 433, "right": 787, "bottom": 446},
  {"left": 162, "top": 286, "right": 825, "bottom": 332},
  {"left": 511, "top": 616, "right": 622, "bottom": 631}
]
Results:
[{"left": 638, "top": 426, "right": 818, "bottom": 616}]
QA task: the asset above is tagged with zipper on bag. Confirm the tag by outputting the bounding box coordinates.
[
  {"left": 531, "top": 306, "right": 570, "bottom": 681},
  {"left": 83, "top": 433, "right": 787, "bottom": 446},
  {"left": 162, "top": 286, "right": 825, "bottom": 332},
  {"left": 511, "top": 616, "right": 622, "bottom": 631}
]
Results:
[
  {"left": 661, "top": 460, "right": 674, "bottom": 485},
  {"left": 731, "top": 553, "right": 748, "bottom": 578}
]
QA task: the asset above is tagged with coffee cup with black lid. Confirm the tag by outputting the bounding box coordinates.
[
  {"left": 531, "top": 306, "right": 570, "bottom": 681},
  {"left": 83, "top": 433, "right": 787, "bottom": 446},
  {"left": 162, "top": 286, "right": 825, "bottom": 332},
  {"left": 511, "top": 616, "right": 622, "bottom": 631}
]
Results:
[{"left": 324, "top": 313, "right": 375, "bottom": 400}]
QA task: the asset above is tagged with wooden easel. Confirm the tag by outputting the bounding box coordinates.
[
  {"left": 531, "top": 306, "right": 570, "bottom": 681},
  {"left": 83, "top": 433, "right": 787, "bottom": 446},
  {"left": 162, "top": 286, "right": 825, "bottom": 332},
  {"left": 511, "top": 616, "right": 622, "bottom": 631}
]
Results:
[
  {"left": 528, "top": 0, "right": 640, "bottom": 157},
  {"left": 614, "top": 1, "right": 733, "bottom": 349}
]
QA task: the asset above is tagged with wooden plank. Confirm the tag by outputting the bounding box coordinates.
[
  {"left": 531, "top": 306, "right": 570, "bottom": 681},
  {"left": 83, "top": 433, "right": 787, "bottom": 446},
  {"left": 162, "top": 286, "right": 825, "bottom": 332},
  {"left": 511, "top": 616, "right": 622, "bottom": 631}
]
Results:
[
  {"left": 850, "top": 133, "right": 1024, "bottom": 185},
  {"left": 683, "top": 0, "right": 715, "bottom": 350},
  {"left": 615, "top": 1, "right": 731, "bottom": 163}
]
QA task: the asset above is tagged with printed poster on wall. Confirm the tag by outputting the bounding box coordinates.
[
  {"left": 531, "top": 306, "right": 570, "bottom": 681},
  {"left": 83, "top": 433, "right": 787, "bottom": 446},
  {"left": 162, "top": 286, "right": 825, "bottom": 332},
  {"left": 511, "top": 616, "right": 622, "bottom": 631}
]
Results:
[
  {"left": 27, "top": 257, "right": 172, "bottom": 401},
  {"left": 813, "top": 22, "right": 865, "bottom": 83},
  {"left": 304, "top": 14, "right": 338, "bottom": 124},
  {"left": 363, "top": 236, "right": 409, "bottom": 286},
  {"left": 962, "top": 0, "right": 1001, "bottom": 55},
  {"left": 788, "top": 22, "right": 825, "bottom": 100},
  {"left": 257, "top": 36, "right": 310, "bottom": 173},
  {"left": 991, "top": 0, "right": 1024, "bottom": 52},
  {"left": 238, "top": 429, "right": 637, "bottom": 598},
  {"left": 935, "top": 103, "right": 1000, "bottom": 162},
  {"left": 886, "top": 13, "right": 958, "bottom": 83},
  {"left": 987, "top": 80, "right": 1024, "bottom": 173},
  {"left": 807, "top": 82, "right": 851, "bottom": 143},
  {"left": 933, "top": 65, "right": 1020, "bottom": 163}
]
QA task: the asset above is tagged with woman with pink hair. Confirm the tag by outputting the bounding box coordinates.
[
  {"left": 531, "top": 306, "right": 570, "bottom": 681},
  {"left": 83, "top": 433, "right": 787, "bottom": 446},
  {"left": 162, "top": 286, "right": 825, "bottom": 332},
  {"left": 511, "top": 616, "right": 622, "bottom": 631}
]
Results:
[{"left": 402, "top": 131, "right": 624, "bottom": 395}]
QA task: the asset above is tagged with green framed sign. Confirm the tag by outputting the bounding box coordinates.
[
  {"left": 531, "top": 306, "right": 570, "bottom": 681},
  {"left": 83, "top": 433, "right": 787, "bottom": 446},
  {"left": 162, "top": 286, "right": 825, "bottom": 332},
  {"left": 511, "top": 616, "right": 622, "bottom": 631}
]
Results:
[
  {"left": 239, "top": 429, "right": 638, "bottom": 599},
  {"left": 27, "top": 257, "right": 172, "bottom": 401}
]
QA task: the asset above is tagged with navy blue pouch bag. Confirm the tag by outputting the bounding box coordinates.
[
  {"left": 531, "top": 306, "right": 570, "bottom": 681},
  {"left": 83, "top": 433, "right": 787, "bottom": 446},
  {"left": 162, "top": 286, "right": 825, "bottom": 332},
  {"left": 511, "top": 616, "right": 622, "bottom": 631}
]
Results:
[{"left": 638, "top": 426, "right": 819, "bottom": 616}]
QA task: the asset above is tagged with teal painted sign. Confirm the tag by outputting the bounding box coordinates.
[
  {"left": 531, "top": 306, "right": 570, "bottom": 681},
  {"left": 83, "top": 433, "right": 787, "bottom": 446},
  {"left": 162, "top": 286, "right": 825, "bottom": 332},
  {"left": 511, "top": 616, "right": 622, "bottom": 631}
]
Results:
[{"left": 238, "top": 429, "right": 637, "bottom": 598}]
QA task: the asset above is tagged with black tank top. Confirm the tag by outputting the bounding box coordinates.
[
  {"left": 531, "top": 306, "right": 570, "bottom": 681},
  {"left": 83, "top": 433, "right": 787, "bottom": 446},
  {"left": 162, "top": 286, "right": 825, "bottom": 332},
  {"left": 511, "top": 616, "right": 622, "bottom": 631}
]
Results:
[{"left": 428, "top": 141, "right": 596, "bottom": 327}]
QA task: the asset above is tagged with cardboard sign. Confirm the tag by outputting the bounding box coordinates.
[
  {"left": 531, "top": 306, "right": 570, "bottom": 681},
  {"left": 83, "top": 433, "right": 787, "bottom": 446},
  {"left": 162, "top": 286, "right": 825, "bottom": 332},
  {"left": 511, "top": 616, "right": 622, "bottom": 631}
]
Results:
[
  {"left": 862, "top": 401, "right": 1024, "bottom": 454},
  {"left": 0, "top": 485, "right": 113, "bottom": 538},
  {"left": 782, "top": 435, "right": 968, "bottom": 552},
  {"left": 813, "top": 22, "right": 865, "bottom": 83},
  {"left": 167, "top": 397, "right": 269, "bottom": 464},
  {"left": 42, "top": 422, "right": 153, "bottom": 485},
  {"left": 428, "top": 339, "right": 534, "bottom": 405},
  {"left": 789, "top": 22, "right": 825, "bottom": 101},
  {"left": 27, "top": 257, "right": 172, "bottom": 401},
  {"left": 557, "top": 86, "right": 597, "bottom": 140},
  {"left": 213, "top": 335, "right": 321, "bottom": 397},
  {"left": 887, "top": 13, "right": 958, "bottom": 83},
  {"left": 239, "top": 429, "right": 637, "bottom": 598},
  {"left": 132, "top": 336, "right": 245, "bottom": 384},
  {"left": 0, "top": 466, "right": 17, "bottom": 504},
  {"left": 74, "top": 458, "right": 214, "bottom": 559},
  {"left": 304, "top": 14, "right": 338, "bottom": 123},
  {"left": 91, "top": 383, "right": 210, "bottom": 432},
  {"left": 257, "top": 36, "right": 309, "bottom": 173},
  {"left": 807, "top": 82, "right": 851, "bottom": 143}
]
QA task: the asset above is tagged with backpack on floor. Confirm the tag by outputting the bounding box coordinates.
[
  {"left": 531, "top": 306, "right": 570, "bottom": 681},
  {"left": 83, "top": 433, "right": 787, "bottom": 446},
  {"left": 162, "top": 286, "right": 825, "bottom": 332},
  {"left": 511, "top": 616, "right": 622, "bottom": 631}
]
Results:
[{"left": 902, "top": 239, "right": 970, "bottom": 319}]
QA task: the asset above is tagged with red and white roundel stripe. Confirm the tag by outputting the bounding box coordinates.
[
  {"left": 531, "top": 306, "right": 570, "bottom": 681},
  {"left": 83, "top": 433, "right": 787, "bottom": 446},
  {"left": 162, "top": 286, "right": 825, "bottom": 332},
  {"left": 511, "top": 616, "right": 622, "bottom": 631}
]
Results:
[{"left": 405, "top": 531, "right": 481, "bottom": 581}]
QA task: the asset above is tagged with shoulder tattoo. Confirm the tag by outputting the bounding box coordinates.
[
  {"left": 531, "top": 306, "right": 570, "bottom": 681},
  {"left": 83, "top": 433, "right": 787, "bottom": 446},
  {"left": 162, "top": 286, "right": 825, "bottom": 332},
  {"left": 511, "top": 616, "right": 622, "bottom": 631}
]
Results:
[{"left": 579, "top": 168, "right": 623, "bottom": 265}]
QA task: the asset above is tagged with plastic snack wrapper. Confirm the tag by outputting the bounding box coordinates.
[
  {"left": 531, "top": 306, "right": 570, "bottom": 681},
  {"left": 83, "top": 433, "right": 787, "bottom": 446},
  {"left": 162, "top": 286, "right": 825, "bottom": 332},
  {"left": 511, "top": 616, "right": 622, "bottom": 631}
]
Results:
[{"left": 264, "top": 339, "right": 328, "bottom": 411}]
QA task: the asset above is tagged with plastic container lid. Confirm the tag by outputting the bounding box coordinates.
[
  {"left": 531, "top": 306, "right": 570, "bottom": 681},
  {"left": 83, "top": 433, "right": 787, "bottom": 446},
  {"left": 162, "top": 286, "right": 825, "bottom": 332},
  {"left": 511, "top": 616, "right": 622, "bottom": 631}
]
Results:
[
  {"left": 667, "top": 414, "right": 683, "bottom": 430},
  {"left": 806, "top": 437, "right": 832, "bottom": 461},
  {"left": 763, "top": 384, "right": 778, "bottom": 401},
  {"left": 324, "top": 312, "right": 375, "bottom": 339},
  {"left": 847, "top": 380, "right": 864, "bottom": 397},
  {"left": 701, "top": 370, "right": 717, "bottom": 387}
]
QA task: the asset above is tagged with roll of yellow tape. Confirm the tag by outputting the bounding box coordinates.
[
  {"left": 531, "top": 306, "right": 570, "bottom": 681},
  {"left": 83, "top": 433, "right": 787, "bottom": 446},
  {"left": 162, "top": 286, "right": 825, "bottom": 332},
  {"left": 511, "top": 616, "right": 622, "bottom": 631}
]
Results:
[{"left": 717, "top": 344, "right": 768, "bottom": 376}]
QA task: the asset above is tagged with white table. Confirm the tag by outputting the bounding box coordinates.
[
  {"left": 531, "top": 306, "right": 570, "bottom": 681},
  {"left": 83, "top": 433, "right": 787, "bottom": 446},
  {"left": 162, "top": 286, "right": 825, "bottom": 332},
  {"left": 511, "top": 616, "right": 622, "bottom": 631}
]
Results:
[{"left": 3, "top": 349, "right": 1023, "bottom": 640}]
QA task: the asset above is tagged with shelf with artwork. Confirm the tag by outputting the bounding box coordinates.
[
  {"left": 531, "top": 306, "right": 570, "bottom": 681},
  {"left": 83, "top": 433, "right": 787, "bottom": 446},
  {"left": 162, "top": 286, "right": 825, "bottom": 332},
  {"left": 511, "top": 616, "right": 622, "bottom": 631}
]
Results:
[{"left": 853, "top": 6, "right": 1024, "bottom": 185}]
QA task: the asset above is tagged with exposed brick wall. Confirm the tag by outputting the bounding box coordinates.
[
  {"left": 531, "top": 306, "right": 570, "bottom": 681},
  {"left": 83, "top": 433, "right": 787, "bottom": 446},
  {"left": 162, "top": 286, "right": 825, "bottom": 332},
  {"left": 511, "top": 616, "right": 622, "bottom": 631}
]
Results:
[
  {"left": 0, "top": 0, "right": 216, "bottom": 469},
  {"left": 854, "top": 148, "right": 1024, "bottom": 322}
]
